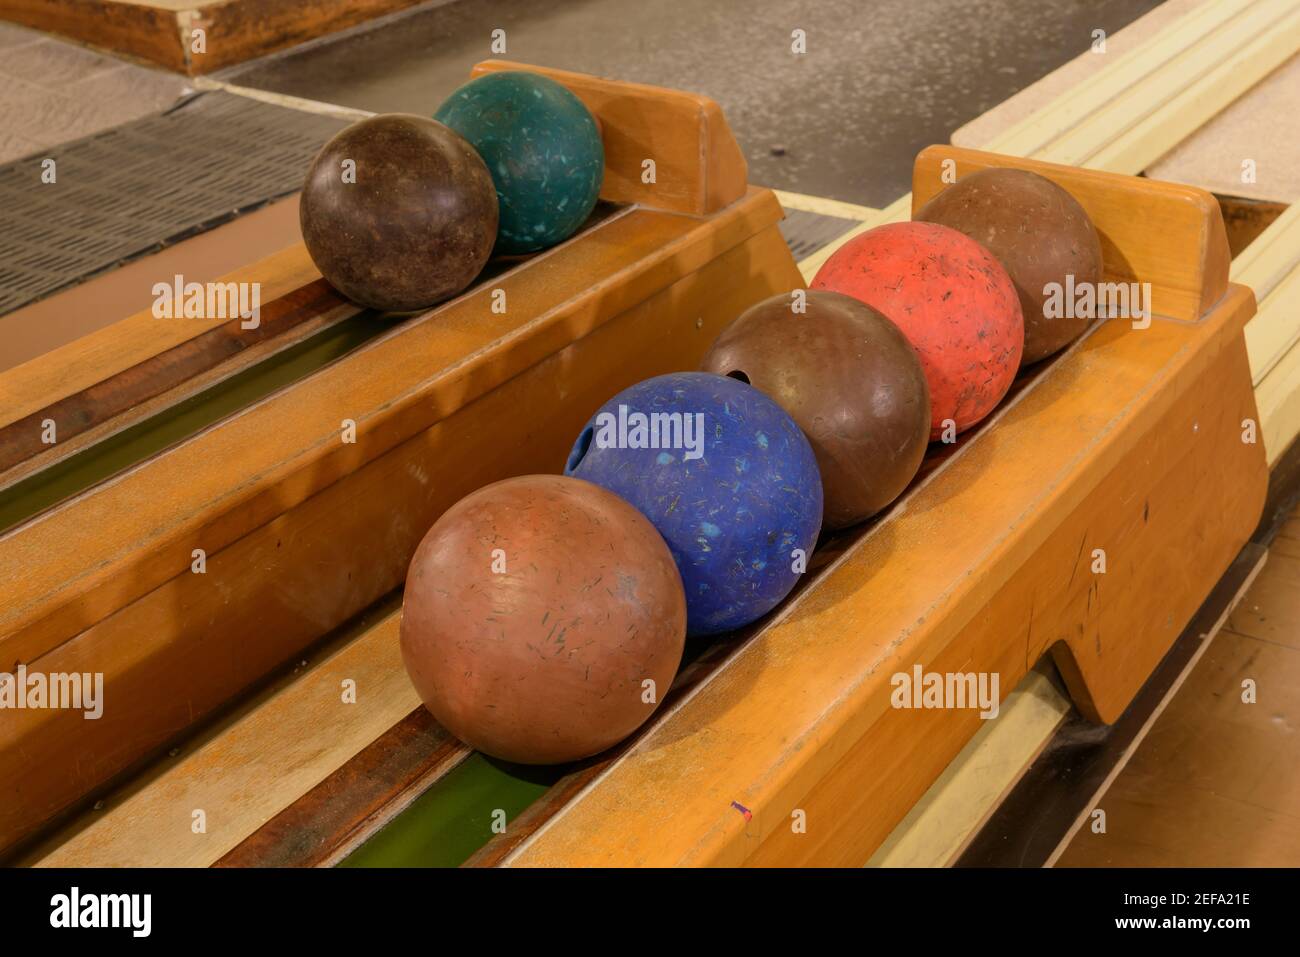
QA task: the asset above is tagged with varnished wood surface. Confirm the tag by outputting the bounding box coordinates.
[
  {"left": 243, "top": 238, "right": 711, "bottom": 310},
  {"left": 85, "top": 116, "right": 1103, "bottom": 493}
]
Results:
[
  {"left": 471, "top": 60, "right": 748, "bottom": 216},
  {"left": 1057, "top": 524, "right": 1300, "bottom": 866},
  {"left": 0, "top": 0, "right": 430, "bottom": 74},
  {"left": 0, "top": 278, "right": 352, "bottom": 484},
  {"left": 500, "top": 285, "right": 1264, "bottom": 867},
  {"left": 1, "top": 191, "right": 803, "bottom": 857}
]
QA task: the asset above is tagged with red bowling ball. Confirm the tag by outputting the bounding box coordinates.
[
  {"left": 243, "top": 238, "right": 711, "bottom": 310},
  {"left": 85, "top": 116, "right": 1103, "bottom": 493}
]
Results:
[{"left": 812, "top": 221, "right": 1023, "bottom": 439}]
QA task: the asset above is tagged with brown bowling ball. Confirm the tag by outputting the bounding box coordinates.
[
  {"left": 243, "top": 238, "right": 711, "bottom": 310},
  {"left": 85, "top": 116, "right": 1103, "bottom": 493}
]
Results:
[
  {"left": 300, "top": 113, "right": 498, "bottom": 312},
  {"left": 700, "top": 290, "right": 930, "bottom": 530},
  {"left": 915, "top": 167, "right": 1103, "bottom": 365},
  {"left": 399, "top": 474, "right": 687, "bottom": 765}
]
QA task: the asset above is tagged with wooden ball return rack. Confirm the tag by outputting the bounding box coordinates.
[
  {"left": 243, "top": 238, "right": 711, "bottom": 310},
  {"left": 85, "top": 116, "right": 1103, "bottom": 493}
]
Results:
[{"left": 3, "top": 70, "right": 1266, "bottom": 868}]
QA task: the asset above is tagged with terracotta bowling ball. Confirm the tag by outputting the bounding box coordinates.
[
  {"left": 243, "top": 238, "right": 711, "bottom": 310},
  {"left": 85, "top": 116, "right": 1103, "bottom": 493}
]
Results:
[
  {"left": 399, "top": 475, "right": 686, "bottom": 765},
  {"left": 435, "top": 71, "right": 604, "bottom": 255},
  {"left": 915, "top": 168, "right": 1103, "bottom": 365},
  {"left": 700, "top": 290, "right": 929, "bottom": 529},
  {"left": 300, "top": 113, "right": 498, "bottom": 312},
  {"left": 812, "top": 221, "right": 1023, "bottom": 439}
]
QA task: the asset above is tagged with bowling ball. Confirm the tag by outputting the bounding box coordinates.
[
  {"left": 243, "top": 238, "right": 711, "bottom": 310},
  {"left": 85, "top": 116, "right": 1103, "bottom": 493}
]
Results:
[
  {"left": 435, "top": 71, "right": 604, "bottom": 255},
  {"left": 400, "top": 474, "right": 686, "bottom": 765},
  {"left": 701, "top": 290, "right": 929, "bottom": 529},
  {"left": 300, "top": 113, "right": 497, "bottom": 312},
  {"left": 565, "top": 371, "right": 822, "bottom": 636},
  {"left": 916, "top": 167, "right": 1103, "bottom": 365},
  {"left": 812, "top": 221, "right": 1023, "bottom": 439}
]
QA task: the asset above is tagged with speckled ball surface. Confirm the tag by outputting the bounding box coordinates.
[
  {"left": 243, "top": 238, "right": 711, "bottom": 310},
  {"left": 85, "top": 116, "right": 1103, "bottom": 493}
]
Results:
[
  {"left": 812, "top": 221, "right": 1023, "bottom": 439},
  {"left": 564, "top": 372, "right": 823, "bottom": 637},
  {"left": 400, "top": 475, "right": 686, "bottom": 765},
  {"left": 434, "top": 71, "right": 604, "bottom": 255},
  {"left": 299, "top": 113, "right": 498, "bottom": 312},
  {"left": 916, "top": 168, "right": 1103, "bottom": 365}
]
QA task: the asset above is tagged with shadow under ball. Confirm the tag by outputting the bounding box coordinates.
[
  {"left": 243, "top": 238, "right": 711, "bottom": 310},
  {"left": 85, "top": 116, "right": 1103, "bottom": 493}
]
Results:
[
  {"left": 915, "top": 167, "right": 1103, "bottom": 365},
  {"left": 300, "top": 113, "right": 498, "bottom": 312},
  {"left": 701, "top": 290, "right": 930, "bottom": 530},
  {"left": 399, "top": 474, "right": 686, "bottom": 765}
]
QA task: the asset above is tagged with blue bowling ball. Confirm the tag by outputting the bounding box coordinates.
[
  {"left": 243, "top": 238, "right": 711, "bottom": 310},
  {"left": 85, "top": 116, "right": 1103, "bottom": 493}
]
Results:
[{"left": 564, "top": 371, "right": 822, "bottom": 636}]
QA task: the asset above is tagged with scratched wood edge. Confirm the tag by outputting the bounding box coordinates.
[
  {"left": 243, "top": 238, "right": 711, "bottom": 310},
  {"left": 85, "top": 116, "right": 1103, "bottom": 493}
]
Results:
[
  {"left": 0, "top": 0, "right": 435, "bottom": 75},
  {"left": 0, "top": 280, "right": 353, "bottom": 487},
  {"left": 488, "top": 283, "right": 1258, "bottom": 868},
  {"left": 0, "top": 243, "right": 322, "bottom": 431},
  {"left": 0, "top": 299, "right": 358, "bottom": 495},
  {"left": 0, "top": 0, "right": 188, "bottom": 71},
  {"left": 955, "top": 542, "right": 1267, "bottom": 867}
]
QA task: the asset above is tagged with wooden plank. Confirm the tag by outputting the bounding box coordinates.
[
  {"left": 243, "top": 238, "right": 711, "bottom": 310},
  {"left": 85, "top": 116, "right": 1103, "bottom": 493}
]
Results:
[
  {"left": 985, "top": 0, "right": 1272, "bottom": 159},
  {"left": 0, "top": 278, "right": 354, "bottom": 487},
  {"left": 952, "top": 0, "right": 1207, "bottom": 151},
  {"left": 1247, "top": 268, "right": 1300, "bottom": 386},
  {"left": 215, "top": 707, "right": 465, "bottom": 869},
  {"left": 801, "top": 1, "right": 1299, "bottom": 281},
  {"left": 958, "top": 542, "right": 1266, "bottom": 866},
  {"left": 1078, "top": 2, "right": 1300, "bottom": 175},
  {"left": 1147, "top": 54, "right": 1300, "bottom": 206},
  {"left": 0, "top": 197, "right": 302, "bottom": 375},
  {"left": 0, "top": 0, "right": 187, "bottom": 71},
  {"left": 0, "top": 0, "right": 432, "bottom": 75},
  {"left": 1231, "top": 188, "right": 1300, "bottom": 476},
  {"left": 471, "top": 60, "right": 748, "bottom": 216},
  {"left": 865, "top": 667, "right": 1069, "bottom": 867},
  {"left": 771, "top": 190, "right": 879, "bottom": 221},
  {"left": 1234, "top": 202, "right": 1300, "bottom": 300},
  {"left": 1252, "top": 244, "right": 1300, "bottom": 462},
  {"left": 500, "top": 284, "right": 1264, "bottom": 867},
  {"left": 0, "top": 243, "right": 322, "bottom": 431},
  {"left": 31, "top": 612, "right": 421, "bottom": 867},
  {"left": 0, "top": 205, "right": 803, "bottom": 855},
  {"left": 912, "top": 146, "right": 1230, "bottom": 322}
]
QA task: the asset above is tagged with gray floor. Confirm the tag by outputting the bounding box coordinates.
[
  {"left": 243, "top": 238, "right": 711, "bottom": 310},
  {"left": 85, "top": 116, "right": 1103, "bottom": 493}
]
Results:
[{"left": 230, "top": 0, "right": 1163, "bottom": 206}]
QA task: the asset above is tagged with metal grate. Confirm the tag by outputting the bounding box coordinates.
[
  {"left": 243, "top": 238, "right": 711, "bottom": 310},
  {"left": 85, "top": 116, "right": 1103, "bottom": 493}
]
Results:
[
  {"left": 0, "top": 91, "right": 349, "bottom": 315},
  {"left": 778, "top": 207, "right": 861, "bottom": 263}
]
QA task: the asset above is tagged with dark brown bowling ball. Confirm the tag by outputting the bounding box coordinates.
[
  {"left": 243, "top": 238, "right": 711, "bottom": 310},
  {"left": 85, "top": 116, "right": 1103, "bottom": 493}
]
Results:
[
  {"left": 915, "top": 167, "right": 1103, "bottom": 365},
  {"left": 700, "top": 290, "right": 930, "bottom": 530},
  {"left": 399, "top": 475, "right": 687, "bottom": 765},
  {"left": 300, "top": 113, "right": 498, "bottom": 312}
]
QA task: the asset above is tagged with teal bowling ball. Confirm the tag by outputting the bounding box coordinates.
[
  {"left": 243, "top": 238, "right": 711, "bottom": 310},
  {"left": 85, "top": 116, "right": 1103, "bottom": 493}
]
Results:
[{"left": 434, "top": 71, "right": 604, "bottom": 255}]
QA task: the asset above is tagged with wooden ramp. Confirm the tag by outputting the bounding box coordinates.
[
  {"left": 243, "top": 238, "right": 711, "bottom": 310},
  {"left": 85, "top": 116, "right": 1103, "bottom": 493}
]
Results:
[{"left": 0, "top": 0, "right": 434, "bottom": 75}]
